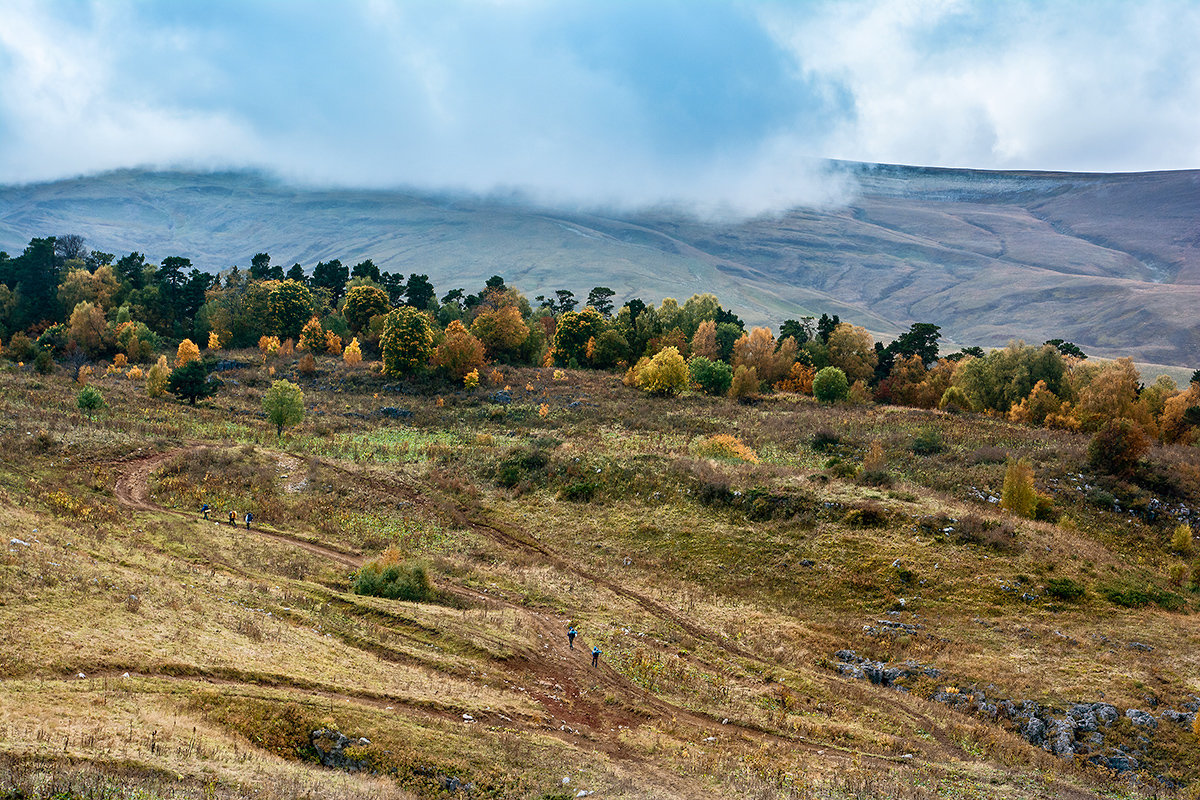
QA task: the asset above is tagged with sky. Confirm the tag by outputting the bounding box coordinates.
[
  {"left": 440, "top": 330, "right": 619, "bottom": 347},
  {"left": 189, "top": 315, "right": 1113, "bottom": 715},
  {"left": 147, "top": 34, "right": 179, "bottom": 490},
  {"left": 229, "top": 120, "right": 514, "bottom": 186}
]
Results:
[{"left": 1, "top": 0, "right": 1198, "bottom": 215}]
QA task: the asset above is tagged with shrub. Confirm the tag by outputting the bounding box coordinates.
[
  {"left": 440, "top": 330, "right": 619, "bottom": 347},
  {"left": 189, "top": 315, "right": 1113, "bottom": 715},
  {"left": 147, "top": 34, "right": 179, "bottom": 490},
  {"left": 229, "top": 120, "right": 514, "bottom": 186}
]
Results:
[
  {"left": 693, "top": 434, "right": 759, "bottom": 463},
  {"left": 688, "top": 355, "right": 733, "bottom": 396},
  {"left": 259, "top": 335, "right": 281, "bottom": 360},
  {"left": 167, "top": 359, "right": 222, "bottom": 405},
  {"left": 635, "top": 346, "right": 689, "bottom": 396},
  {"left": 432, "top": 320, "right": 486, "bottom": 379},
  {"left": 774, "top": 361, "right": 815, "bottom": 394},
  {"left": 297, "top": 352, "right": 316, "bottom": 376},
  {"left": 812, "top": 366, "right": 849, "bottom": 403},
  {"left": 6, "top": 332, "right": 34, "bottom": 362},
  {"left": 1087, "top": 418, "right": 1149, "bottom": 478},
  {"left": 146, "top": 355, "right": 170, "bottom": 397},
  {"left": 559, "top": 481, "right": 599, "bottom": 502},
  {"left": 463, "top": 369, "right": 480, "bottom": 390},
  {"left": 34, "top": 349, "right": 54, "bottom": 374},
  {"left": 324, "top": 329, "right": 343, "bottom": 355},
  {"left": 842, "top": 503, "right": 889, "bottom": 528},
  {"left": 811, "top": 429, "right": 841, "bottom": 451},
  {"left": 342, "top": 337, "right": 363, "bottom": 366},
  {"left": 77, "top": 385, "right": 105, "bottom": 414},
  {"left": 352, "top": 550, "right": 433, "bottom": 602},
  {"left": 1171, "top": 524, "right": 1194, "bottom": 557},
  {"left": 1045, "top": 578, "right": 1085, "bottom": 602},
  {"left": 207, "top": 331, "right": 221, "bottom": 351},
  {"left": 1001, "top": 458, "right": 1037, "bottom": 519},
  {"left": 297, "top": 317, "right": 324, "bottom": 352},
  {"left": 859, "top": 440, "right": 890, "bottom": 485},
  {"left": 910, "top": 428, "right": 945, "bottom": 455}
]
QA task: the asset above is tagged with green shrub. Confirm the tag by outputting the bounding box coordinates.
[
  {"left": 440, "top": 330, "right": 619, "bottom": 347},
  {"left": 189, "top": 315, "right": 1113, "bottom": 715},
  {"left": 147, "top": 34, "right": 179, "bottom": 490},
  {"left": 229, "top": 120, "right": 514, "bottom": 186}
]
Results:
[
  {"left": 688, "top": 355, "right": 733, "bottom": 396},
  {"left": 812, "top": 367, "right": 848, "bottom": 403},
  {"left": 1045, "top": 578, "right": 1085, "bottom": 601},
  {"left": 811, "top": 428, "right": 841, "bottom": 451},
  {"left": 77, "top": 385, "right": 105, "bottom": 414},
  {"left": 34, "top": 349, "right": 54, "bottom": 374},
  {"left": 1170, "top": 524, "right": 1194, "bottom": 557},
  {"left": 558, "top": 481, "right": 598, "bottom": 502},
  {"left": 353, "top": 552, "right": 433, "bottom": 602},
  {"left": 910, "top": 428, "right": 944, "bottom": 455},
  {"left": 938, "top": 385, "right": 973, "bottom": 412}
]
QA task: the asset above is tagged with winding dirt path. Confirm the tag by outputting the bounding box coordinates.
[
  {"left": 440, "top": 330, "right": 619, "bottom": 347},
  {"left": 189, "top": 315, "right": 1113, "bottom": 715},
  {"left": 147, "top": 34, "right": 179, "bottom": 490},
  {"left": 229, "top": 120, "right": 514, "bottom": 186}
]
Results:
[{"left": 107, "top": 446, "right": 1103, "bottom": 795}]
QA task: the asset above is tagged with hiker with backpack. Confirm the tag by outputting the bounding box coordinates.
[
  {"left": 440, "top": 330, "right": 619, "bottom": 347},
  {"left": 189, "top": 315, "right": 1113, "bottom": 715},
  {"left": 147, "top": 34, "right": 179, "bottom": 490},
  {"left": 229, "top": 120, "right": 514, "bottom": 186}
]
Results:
[
  {"left": 567, "top": 626, "right": 577, "bottom": 650},
  {"left": 245, "top": 511, "right": 253, "bottom": 529},
  {"left": 591, "top": 646, "right": 601, "bottom": 668},
  {"left": 201, "top": 503, "right": 209, "bottom": 520}
]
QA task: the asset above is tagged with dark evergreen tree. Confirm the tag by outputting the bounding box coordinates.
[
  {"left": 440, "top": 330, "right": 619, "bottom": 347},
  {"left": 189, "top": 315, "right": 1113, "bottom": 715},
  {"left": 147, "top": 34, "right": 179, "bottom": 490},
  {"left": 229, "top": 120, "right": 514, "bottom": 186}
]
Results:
[
  {"left": 167, "top": 359, "right": 222, "bottom": 405},
  {"left": 816, "top": 313, "right": 840, "bottom": 344},
  {"left": 312, "top": 259, "right": 348, "bottom": 304},
  {"left": 403, "top": 274, "right": 436, "bottom": 309},
  {"left": 286, "top": 263, "right": 307, "bottom": 283},
  {"left": 586, "top": 287, "right": 616, "bottom": 317},
  {"left": 351, "top": 259, "right": 381, "bottom": 282}
]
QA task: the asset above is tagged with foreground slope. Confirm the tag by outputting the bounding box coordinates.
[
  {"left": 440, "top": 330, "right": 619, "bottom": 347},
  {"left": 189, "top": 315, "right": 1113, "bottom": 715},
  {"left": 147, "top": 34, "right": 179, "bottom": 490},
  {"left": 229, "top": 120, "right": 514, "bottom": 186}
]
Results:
[
  {"left": 1, "top": 165, "right": 1198, "bottom": 364},
  {"left": 2, "top": 354, "right": 1199, "bottom": 798}
]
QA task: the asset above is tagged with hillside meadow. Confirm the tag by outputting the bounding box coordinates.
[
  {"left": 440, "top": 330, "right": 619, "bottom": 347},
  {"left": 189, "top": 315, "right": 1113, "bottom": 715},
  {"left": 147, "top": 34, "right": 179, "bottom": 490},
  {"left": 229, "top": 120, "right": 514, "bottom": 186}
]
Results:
[{"left": 2, "top": 346, "right": 1199, "bottom": 799}]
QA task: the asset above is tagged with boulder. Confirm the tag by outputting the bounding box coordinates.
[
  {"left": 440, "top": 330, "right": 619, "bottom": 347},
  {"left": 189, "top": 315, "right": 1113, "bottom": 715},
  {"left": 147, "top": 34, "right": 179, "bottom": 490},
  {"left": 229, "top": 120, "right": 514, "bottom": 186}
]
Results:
[{"left": 1125, "top": 709, "right": 1158, "bottom": 729}]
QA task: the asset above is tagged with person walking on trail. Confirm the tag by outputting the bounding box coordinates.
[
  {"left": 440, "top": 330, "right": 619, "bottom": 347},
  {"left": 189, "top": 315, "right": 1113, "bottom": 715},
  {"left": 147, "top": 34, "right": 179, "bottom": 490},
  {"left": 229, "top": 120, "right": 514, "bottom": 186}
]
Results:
[
  {"left": 228, "top": 510, "right": 236, "bottom": 526},
  {"left": 567, "top": 626, "right": 577, "bottom": 650},
  {"left": 245, "top": 512, "right": 253, "bottom": 529},
  {"left": 591, "top": 646, "right": 601, "bottom": 668},
  {"left": 201, "top": 503, "right": 209, "bottom": 520}
]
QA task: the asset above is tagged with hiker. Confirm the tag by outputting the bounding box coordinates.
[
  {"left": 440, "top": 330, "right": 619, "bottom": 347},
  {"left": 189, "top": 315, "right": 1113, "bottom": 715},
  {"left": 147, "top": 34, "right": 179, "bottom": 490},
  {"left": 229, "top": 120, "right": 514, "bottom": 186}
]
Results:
[
  {"left": 245, "top": 511, "right": 253, "bottom": 529},
  {"left": 567, "top": 626, "right": 577, "bottom": 650},
  {"left": 591, "top": 646, "right": 601, "bottom": 668},
  {"left": 229, "top": 510, "right": 236, "bottom": 526},
  {"left": 201, "top": 503, "right": 209, "bottom": 520}
]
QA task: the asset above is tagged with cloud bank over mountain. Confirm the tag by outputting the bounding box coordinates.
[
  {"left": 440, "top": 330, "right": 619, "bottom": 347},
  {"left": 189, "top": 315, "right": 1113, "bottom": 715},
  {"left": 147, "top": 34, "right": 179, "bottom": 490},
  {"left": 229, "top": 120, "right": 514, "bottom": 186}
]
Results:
[{"left": 2, "top": 1, "right": 1198, "bottom": 214}]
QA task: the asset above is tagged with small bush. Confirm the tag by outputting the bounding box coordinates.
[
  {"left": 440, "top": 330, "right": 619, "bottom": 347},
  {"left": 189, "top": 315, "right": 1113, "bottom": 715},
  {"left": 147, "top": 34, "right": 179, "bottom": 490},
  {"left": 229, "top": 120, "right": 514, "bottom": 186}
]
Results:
[
  {"left": 969, "top": 446, "right": 1008, "bottom": 464},
  {"left": 1170, "top": 523, "right": 1194, "bottom": 557},
  {"left": 297, "top": 352, "right": 316, "bottom": 376},
  {"left": 558, "top": 481, "right": 598, "bottom": 502},
  {"left": 77, "top": 385, "right": 105, "bottom": 414},
  {"left": 910, "top": 428, "right": 945, "bottom": 455},
  {"left": 811, "top": 429, "right": 841, "bottom": 451},
  {"left": 843, "top": 503, "right": 889, "bottom": 528},
  {"left": 353, "top": 549, "right": 433, "bottom": 602},
  {"left": 693, "top": 434, "right": 759, "bottom": 463},
  {"left": 1045, "top": 577, "right": 1086, "bottom": 602},
  {"left": 34, "top": 350, "right": 54, "bottom": 374},
  {"left": 728, "top": 365, "right": 760, "bottom": 403},
  {"left": 938, "top": 385, "right": 973, "bottom": 413}
]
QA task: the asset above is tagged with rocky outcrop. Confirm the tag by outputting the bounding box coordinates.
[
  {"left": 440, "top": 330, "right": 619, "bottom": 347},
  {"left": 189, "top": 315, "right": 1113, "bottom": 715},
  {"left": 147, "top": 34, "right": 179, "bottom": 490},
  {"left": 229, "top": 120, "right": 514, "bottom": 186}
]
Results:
[
  {"left": 830, "top": 651, "right": 1197, "bottom": 777},
  {"left": 310, "top": 729, "right": 372, "bottom": 772}
]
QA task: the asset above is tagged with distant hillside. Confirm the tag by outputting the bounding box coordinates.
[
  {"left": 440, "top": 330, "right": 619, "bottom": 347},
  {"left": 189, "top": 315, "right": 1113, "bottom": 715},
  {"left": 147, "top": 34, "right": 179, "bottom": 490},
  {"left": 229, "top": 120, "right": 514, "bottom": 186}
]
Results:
[{"left": 1, "top": 165, "right": 1198, "bottom": 365}]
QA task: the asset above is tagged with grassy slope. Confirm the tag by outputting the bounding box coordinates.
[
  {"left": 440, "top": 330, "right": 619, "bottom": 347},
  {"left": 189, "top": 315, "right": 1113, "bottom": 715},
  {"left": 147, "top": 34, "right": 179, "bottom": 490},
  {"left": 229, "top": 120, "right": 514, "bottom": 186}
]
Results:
[{"left": 1, "top": 354, "right": 1199, "bottom": 799}]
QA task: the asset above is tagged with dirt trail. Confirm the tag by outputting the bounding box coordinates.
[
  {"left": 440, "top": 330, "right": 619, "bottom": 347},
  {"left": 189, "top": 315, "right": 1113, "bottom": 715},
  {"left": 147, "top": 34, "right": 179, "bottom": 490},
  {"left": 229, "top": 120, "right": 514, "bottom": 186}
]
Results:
[
  {"left": 112, "top": 447, "right": 364, "bottom": 569},
  {"left": 107, "top": 447, "right": 1102, "bottom": 795}
]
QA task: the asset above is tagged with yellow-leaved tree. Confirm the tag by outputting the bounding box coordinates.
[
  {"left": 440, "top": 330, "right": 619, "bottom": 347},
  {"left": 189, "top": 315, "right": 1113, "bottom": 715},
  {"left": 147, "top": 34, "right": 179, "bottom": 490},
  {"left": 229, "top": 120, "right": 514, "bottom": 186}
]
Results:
[
  {"left": 343, "top": 337, "right": 363, "bottom": 366},
  {"left": 174, "top": 339, "right": 200, "bottom": 368},
  {"left": 297, "top": 317, "right": 325, "bottom": 352},
  {"left": 1001, "top": 458, "right": 1037, "bottom": 519}
]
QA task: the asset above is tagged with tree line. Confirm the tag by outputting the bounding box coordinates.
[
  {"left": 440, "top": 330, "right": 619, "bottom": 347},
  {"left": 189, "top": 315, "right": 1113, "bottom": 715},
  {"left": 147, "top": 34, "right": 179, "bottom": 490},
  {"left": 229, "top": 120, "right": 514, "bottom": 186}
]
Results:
[{"left": 2, "top": 234, "right": 1198, "bottom": 447}]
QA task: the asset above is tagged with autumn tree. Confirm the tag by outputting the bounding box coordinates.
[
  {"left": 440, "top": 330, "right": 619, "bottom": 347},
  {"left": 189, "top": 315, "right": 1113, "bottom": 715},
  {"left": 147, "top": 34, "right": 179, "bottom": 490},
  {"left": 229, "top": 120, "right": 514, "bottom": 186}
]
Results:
[
  {"left": 174, "top": 338, "right": 201, "bottom": 367},
  {"left": 691, "top": 320, "right": 718, "bottom": 360},
  {"left": 263, "top": 379, "right": 305, "bottom": 437},
  {"left": 432, "top": 320, "right": 486, "bottom": 379},
  {"left": 552, "top": 308, "right": 606, "bottom": 366},
  {"left": 826, "top": 323, "right": 877, "bottom": 384},
  {"left": 343, "top": 284, "right": 390, "bottom": 333},
  {"left": 1001, "top": 458, "right": 1037, "bottom": 518},
  {"left": 732, "top": 327, "right": 796, "bottom": 386},
  {"left": 1087, "top": 419, "right": 1149, "bottom": 478},
  {"left": 380, "top": 307, "right": 434, "bottom": 376},
  {"left": 471, "top": 305, "right": 529, "bottom": 361},
  {"left": 67, "top": 301, "right": 111, "bottom": 357},
  {"left": 343, "top": 337, "right": 363, "bottom": 366},
  {"left": 297, "top": 317, "right": 325, "bottom": 352},
  {"left": 633, "top": 346, "right": 689, "bottom": 396}
]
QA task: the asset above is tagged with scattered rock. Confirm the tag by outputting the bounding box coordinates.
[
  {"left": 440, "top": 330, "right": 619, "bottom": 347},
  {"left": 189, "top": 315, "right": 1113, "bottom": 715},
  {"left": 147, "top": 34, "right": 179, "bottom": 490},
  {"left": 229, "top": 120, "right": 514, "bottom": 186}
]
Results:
[
  {"left": 1128, "top": 641, "right": 1155, "bottom": 652},
  {"left": 379, "top": 406, "right": 412, "bottom": 418},
  {"left": 310, "top": 729, "right": 372, "bottom": 772},
  {"left": 1126, "top": 709, "right": 1158, "bottom": 729}
]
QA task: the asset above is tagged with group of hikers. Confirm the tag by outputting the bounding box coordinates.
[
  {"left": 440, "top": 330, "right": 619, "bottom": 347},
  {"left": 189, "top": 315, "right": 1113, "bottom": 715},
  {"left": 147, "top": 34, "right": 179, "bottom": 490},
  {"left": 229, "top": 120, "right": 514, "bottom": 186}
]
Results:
[
  {"left": 567, "top": 625, "right": 602, "bottom": 668},
  {"left": 201, "top": 504, "right": 252, "bottom": 529}
]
